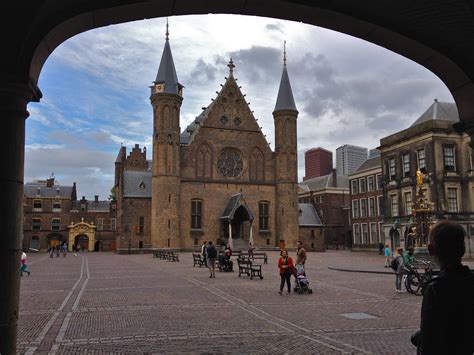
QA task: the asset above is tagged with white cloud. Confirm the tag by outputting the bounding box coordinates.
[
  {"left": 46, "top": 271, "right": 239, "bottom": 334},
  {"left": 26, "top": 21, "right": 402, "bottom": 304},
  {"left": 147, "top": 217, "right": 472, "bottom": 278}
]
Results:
[{"left": 28, "top": 14, "right": 454, "bottom": 193}]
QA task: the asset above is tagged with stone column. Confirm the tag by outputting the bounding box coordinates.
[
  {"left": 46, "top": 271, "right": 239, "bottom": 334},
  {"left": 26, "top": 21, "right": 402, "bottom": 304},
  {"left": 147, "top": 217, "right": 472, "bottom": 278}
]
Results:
[
  {"left": 228, "top": 222, "right": 233, "bottom": 249},
  {"left": 249, "top": 221, "right": 254, "bottom": 246},
  {"left": 0, "top": 80, "right": 41, "bottom": 354}
]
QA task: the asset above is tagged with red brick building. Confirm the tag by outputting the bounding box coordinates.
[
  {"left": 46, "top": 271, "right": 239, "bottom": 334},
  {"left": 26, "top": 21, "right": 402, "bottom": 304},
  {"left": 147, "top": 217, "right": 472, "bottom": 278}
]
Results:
[
  {"left": 349, "top": 157, "right": 383, "bottom": 250},
  {"left": 303, "top": 147, "right": 333, "bottom": 180},
  {"left": 299, "top": 170, "right": 351, "bottom": 248},
  {"left": 23, "top": 177, "right": 117, "bottom": 252}
]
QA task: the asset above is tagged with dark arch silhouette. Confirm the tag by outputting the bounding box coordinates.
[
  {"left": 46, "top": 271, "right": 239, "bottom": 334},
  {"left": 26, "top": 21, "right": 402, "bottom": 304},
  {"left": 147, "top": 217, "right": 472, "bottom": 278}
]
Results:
[{"left": 3, "top": 2, "right": 474, "bottom": 353}]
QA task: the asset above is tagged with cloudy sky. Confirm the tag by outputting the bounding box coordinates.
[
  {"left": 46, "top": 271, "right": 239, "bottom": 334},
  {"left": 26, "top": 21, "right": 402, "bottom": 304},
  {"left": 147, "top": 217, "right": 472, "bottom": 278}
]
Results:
[{"left": 26, "top": 14, "right": 454, "bottom": 199}]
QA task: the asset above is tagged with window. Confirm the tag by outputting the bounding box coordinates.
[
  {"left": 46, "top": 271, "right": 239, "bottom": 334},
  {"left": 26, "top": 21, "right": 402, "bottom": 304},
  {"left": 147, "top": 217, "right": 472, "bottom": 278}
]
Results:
[
  {"left": 361, "top": 224, "right": 368, "bottom": 244},
  {"left": 52, "top": 200, "right": 61, "bottom": 212},
  {"left": 258, "top": 201, "right": 269, "bottom": 230},
  {"left": 391, "top": 194, "right": 399, "bottom": 217},
  {"left": 404, "top": 192, "right": 412, "bottom": 215},
  {"left": 417, "top": 148, "right": 426, "bottom": 170},
  {"left": 368, "top": 197, "right": 376, "bottom": 217},
  {"left": 33, "top": 199, "right": 42, "bottom": 212},
  {"left": 377, "top": 195, "right": 383, "bottom": 216},
  {"left": 139, "top": 216, "right": 145, "bottom": 233},
  {"left": 352, "top": 200, "right": 359, "bottom": 219},
  {"left": 359, "top": 178, "right": 366, "bottom": 193},
  {"left": 402, "top": 154, "right": 410, "bottom": 177},
  {"left": 389, "top": 158, "right": 396, "bottom": 180},
  {"left": 376, "top": 174, "right": 383, "bottom": 190},
  {"left": 81, "top": 203, "right": 86, "bottom": 212},
  {"left": 370, "top": 223, "right": 377, "bottom": 244},
  {"left": 97, "top": 218, "right": 104, "bottom": 231},
  {"left": 51, "top": 218, "right": 61, "bottom": 231},
  {"left": 353, "top": 224, "right": 361, "bottom": 244},
  {"left": 351, "top": 180, "right": 358, "bottom": 195},
  {"left": 32, "top": 218, "right": 41, "bottom": 230},
  {"left": 111, "top": 218, "right": 116, "bottom": 231},
  {"left": 190, "top": 201, "right": 203, "bottom": 229},
  {"left": 447, "top": 188, "right": 458, "bottom": 213},
  {"left": 360, "top": 198, "right": 367, "bottom": 218},
  {"left": 30, "top": 236, "right": 40, "bottom": 250},
  {"left": 368, "top": 176, "right": 375, "bottom": 191},
  {"left": 444, "top": 146, "right": 455, "bottom": 171}
]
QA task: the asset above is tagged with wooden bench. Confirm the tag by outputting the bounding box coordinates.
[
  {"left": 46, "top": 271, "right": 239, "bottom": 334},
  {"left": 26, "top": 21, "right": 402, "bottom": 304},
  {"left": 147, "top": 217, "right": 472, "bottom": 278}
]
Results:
[
  {"left": 192, "top": 253, "right": 206, "bottom": 267},
  {"left": 237, "top": 259, "right": 263, "bottom": 280},
  {"left": 153, "top": 250, "right": 179, "bottom": 262},
  {"left": 240, "top": 251, "right": 268, "bottom": 264}
]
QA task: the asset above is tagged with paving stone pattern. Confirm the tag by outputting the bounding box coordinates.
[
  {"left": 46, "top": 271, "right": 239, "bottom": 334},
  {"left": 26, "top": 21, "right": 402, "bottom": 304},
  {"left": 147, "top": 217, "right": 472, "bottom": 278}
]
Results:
[{"left": 17, "top": 250, "right": 444, "bottom": 354}]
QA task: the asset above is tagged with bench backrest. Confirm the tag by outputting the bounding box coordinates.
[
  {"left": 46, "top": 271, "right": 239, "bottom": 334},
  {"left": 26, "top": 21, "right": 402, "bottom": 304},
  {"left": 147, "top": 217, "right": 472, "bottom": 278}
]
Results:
[{"left": 238, "top": 259, "right": 252, "bottom": 266}]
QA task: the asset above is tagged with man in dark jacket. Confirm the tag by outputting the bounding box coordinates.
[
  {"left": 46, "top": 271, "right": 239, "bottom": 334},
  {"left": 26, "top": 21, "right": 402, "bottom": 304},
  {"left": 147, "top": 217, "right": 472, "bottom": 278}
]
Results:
[{"left": 412, "top": 221, "right": 474, "bottom": 354}]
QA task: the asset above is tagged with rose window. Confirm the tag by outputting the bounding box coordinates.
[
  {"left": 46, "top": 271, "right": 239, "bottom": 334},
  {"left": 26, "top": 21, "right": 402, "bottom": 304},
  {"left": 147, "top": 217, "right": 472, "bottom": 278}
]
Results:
[{"left": 217, "top": 149, "right": 243, "bottom": 177}]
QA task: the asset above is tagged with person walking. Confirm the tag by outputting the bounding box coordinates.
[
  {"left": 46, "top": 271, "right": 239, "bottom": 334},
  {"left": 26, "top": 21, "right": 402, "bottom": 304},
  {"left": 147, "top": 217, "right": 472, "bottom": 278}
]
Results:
[
  {"left": 384, "top": 244, "right": 391, "bottom": 267},
  {"left": 403, "top": 246, "right": 415, "bottom": 289},
  {"left": 206, "top": 241, "right": 217, "bottom": 278},
  {"left": 278, "top": 250, "right": 294, "bottom": 295},
  {"left": 61, "top": 242, "right": 68, "bottom": 257},
  {"left": 393, "top": 247, "right": 405, "bottom": 293},
  {"left": 411, "top": 221, "right": 474, "bottom": 354},
  {"left": 20, "top": 252, "right": 31, "bottom": 276},
  {"left": 296, "top": 241, "right": 307, "bottom": 265}
]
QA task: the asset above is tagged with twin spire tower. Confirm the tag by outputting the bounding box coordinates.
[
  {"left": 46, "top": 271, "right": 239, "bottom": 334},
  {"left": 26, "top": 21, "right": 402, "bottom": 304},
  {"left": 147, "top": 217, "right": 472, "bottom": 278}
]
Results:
[{"left": 149, "top": 22, "right": 299, "bottom": 249}]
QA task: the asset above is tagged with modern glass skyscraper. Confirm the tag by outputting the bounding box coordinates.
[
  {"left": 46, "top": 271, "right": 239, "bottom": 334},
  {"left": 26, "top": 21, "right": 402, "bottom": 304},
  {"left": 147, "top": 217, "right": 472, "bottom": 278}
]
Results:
[{"left": 336, "top": 144, "right": 368, "bottom": 176}]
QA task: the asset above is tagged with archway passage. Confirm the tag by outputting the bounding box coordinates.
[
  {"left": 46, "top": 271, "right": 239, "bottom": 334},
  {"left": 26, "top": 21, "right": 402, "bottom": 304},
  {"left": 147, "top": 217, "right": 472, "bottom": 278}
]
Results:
[
  {"left": 3, "top": 2, "right": 474, "bottom": 353},
  {"left": 75, "top": 234, "right": 89, "bottom": 251},
  {"left": 67, "top": 220, "right": 96, "bottom": 252},
  {"left": 220, "top": 194, "right": 254, "bottom": 249}
]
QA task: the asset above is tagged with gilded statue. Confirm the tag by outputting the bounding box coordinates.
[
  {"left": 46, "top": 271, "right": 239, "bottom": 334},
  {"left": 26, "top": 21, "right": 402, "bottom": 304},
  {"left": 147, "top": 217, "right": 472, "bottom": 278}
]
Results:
[{"left": 416, "top": 169, "right": 423, "bottom": 187}]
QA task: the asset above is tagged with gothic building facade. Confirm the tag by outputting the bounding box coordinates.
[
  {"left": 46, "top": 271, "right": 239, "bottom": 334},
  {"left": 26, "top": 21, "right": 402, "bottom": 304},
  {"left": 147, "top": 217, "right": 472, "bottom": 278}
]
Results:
[{"left": 114, "top": 31, "right": 302, "bottom": 252}]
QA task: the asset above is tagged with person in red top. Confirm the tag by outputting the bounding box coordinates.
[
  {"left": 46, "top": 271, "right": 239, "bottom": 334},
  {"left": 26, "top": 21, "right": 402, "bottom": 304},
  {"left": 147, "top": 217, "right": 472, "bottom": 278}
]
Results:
[{"left": 278, "top": 250, "right": 294, "bottom": 295}]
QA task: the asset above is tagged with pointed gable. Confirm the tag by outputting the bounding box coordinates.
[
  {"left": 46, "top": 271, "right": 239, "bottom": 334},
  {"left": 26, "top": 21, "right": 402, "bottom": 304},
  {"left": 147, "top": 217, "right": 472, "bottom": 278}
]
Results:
[{"left": 181, "top": 61, "right": 270, "bottom": 148}]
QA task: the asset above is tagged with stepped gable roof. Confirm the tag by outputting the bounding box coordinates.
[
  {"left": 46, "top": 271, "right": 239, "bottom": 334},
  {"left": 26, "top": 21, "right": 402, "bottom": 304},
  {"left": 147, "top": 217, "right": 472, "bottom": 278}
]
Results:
[
  {"left": 354, "top": 156, "right": 381, "bottom": 173},
  {"left": 299, "top": 173, "right": 348, "bottom": 191},
  {"left": 298, "top": 203, "right": 323, "bottom": 226},
  {"left": 123, "top": 171, "right": 152, "bottom": 198},
  {"left": 410, "top": 99, "right": 459, "bottom": 127},
  {"left": 24, "top": 182, "right": 73, "bottom": 198}
]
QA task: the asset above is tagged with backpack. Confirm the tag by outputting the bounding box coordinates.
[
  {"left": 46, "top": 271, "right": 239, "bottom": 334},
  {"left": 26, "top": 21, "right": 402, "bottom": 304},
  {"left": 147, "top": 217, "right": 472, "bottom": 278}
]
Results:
[
  {"left": 207, "top": 246, "right": 217, "bottom": 259},
  {"left": 390, "top": 257, "right": 399, "bottom": 271}
]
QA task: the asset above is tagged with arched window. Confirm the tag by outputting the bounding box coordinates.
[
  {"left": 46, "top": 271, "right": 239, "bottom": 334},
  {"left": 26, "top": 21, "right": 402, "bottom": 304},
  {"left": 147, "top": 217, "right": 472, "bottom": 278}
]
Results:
[
  {"left": 51, "top": 218, "right": 61, "bottom": 231},
  {"left": 196, "top": 144, "right": 212, "bottom": 178},
  {"left": 249, "top": 148, "right": 265, "bottom": 181}
]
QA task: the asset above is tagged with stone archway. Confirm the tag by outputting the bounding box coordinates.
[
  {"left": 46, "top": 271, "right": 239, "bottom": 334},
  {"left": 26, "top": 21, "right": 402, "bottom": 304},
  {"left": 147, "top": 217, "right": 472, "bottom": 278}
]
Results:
[
  {"left": 67, "top": 219, "right": 96, "bottom": 252},
  {"left": 3, "top": 2, "right": 474, "bottom": 353}
]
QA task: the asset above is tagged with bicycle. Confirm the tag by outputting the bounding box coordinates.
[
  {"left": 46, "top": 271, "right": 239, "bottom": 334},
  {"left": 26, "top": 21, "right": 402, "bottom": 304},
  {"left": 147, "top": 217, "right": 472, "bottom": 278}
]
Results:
[{"left": 404, "top": 260, "right": 436, "bottom": 295}]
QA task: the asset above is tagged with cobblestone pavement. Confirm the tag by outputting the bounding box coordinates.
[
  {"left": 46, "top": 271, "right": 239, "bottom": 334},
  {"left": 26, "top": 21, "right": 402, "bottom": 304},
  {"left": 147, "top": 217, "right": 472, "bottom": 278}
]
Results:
[{"left": 17, "top": 250, "right": 461, "bottom": 354}]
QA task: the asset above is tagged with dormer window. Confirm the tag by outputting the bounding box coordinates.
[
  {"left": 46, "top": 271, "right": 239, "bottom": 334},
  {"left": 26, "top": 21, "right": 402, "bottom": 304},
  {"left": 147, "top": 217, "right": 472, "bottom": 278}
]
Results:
[
  {"left": 139, "top": 181, "right": 146, "bottom": 190},
  {"left": 56, "top": 188, "right": 61, "bottom": 196}
]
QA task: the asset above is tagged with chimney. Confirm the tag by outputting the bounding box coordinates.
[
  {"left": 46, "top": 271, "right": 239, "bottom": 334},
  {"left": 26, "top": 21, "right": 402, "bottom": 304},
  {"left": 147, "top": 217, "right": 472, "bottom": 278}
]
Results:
[
  {"left": 94, "top": 195, "right": 99, "bottom": 203},
  {"left": 46, "top": 178, "right": 54, "bottom": 187},
  {"left": 81, "top": 196, "right": 86, "bottom": 201},
  {"left": 332, "top": 169, "right": 337, "bottom": 188}
]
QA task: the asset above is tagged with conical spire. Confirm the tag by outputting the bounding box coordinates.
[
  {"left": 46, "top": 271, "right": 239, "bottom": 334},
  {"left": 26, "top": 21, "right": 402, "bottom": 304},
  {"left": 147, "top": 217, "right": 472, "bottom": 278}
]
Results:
[
  {"left": 153, "top": 19, "right": 183, "bottom": 95},
  {"left": 274, "top": 41, "right": 297, "bottom": 112}
]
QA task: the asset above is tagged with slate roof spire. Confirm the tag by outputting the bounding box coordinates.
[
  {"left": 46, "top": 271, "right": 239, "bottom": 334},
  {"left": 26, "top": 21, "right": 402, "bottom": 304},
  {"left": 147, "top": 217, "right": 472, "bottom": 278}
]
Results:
[
  {"left": 153, "top": 19, "right": 183, "bottom": 95},
  {"left": 274, "top": 41, "right": 297, "bottom": 112}
]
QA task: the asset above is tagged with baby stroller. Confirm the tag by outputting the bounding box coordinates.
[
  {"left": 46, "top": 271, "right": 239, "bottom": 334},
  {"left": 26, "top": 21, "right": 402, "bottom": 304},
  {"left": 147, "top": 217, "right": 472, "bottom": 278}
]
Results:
[{"left": 293, "top": 264, "right": 312, "bottom": 294}]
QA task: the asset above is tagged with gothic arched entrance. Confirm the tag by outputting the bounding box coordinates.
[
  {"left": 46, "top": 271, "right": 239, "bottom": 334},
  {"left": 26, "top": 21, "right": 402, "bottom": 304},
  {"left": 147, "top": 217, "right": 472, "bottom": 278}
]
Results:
[
  {"left": 67, "top": 219, "right": 96, "bottom": 252},
  {"left": 220, "top": 193, "right": 254, "bottom": 249}
]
